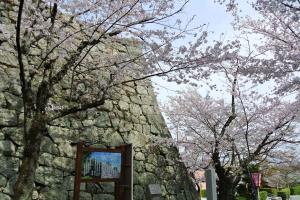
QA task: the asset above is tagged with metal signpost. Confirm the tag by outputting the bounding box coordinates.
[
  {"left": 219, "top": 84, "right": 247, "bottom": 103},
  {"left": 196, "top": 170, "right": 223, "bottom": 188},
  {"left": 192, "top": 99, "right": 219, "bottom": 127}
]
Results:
[{"left": 73, "top": 141, "right": 132, "bottom": 200}]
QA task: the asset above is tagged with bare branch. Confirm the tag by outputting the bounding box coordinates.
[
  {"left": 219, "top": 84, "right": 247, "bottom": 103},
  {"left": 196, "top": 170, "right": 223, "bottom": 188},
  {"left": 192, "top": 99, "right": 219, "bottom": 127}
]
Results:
[
  {"left": 281, "top": 2, "right": 300, "bottom": 11},
  {"left": 16, "top": 0, "right": 28, "bottom": 135},
  {"left": 48, "top": 97, "right": 106, "bottom": 122},
  {"left": 252, "top": 117, "right": 295, "bottom": 157}
]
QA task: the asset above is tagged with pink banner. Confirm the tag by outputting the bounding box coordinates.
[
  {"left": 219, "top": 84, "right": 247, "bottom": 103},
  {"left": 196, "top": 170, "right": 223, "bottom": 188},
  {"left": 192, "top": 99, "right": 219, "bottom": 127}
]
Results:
[{"left": 251, "top": 172, "right": 262, "bottom": 187}]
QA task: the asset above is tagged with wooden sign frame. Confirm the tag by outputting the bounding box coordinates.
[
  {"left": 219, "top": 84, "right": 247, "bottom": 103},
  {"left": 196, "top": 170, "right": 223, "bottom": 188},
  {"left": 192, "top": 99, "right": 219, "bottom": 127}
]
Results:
[{"left": 74, "top": 141, "right": 132, "bottom": 200}]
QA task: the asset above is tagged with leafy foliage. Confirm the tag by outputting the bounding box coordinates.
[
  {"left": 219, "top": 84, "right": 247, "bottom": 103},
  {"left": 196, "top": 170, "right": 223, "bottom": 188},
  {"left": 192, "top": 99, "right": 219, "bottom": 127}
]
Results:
[
  {"left": 200, "top": 189, "right": 207, "bottom": 198},
  {"left": 277, "top": 191, "right": 289, "bottom": 200},
  {"left": 260, "top": 188, "right": 279, "bottom": 196},
  {"left": 259, "top": 191, "right": 268, "bottom": 200},
  {"left": 291, "top": 185, "right": 300, "bottom": 195},
  {"left": 280, "top": 188, "right": 291, "bottom": 198}
]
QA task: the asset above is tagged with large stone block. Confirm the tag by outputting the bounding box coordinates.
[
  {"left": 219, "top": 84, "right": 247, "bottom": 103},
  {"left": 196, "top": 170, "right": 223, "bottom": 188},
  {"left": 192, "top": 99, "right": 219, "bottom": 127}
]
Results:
[
  {"left": 135, "top": 152, "right": 146, "bottom": 161},
  {"left": 35, "top": 166, "right": 64, "bottom": 186},
  {"left": 0, "top": 109, "right": 15, "bottom": 126},
  {"left": 138, "top": 172, "right": 158, "bottom": 185},
  {"left": 61, "top": 176, "right": 74, "bottom": 191},
  {"left": 136, "top": 85, "right": 148, "bottom": 95},
  {"left": 134, "top": 185, "right": 145, "bottom": 200},
  {"left": 39, "top": 187, "right": 69, "bottom": 200},
  {"left": 0, "top": 157, "right": 18, "bottom": 178},
  {"left": 39, "top": 153, "right": 55, "bottom": 166},
  {"left": 119, "top": 100, "right": 129, "bottom": 111},
  {"left": 3, "top": 174, "right": 17, "bottom": 196},
  {"left": 0, "top": 175, "right": 7, "bottom": 187},
  {"left": 93, "top": 194, "right": 114, "bottom": 200},
  {"left": 0, "top": 193, "right": 11, "bottom": 200},
  {"left": 94, "top": 112, "right": 111, "bottom": 128},
  {"left": 129, "top": 104, "right": 142, "bottom": 116},
  {"left": 40, "top": 137, "right": 59, "bottom": 155},
  {"left": 52, "top": 157, "right": 74, "bottom": 171},
  {"left": 0, "top": 141, "right": 15, "bottom": 155}
]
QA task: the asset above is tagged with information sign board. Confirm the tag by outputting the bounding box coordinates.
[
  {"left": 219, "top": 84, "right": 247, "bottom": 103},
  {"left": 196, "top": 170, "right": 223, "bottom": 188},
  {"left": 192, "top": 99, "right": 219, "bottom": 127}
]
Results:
[{"left": 73, "top": 142, "right": 132, "bottom": 200}]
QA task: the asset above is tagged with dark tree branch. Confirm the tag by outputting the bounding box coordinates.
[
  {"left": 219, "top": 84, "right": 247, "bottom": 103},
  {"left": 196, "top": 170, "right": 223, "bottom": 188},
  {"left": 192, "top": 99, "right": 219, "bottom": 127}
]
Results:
[
  {"left": 50, "top": 3, "right": 57, "bottom": 24},
  {"left": 252, "top": 117, "right": 295, "bottom": 158},
  {"left": 16, "top": 0, "right": 25, "bottom": 95},
  {"left": 117, "top": 56, "right": 221, "bottom": 86},
  {"left": 35, "top": 2, "right": 126, "bottom": 74},
  {"left": 220, "top": 68, "right": 238, "bottom": 137},
  {"left": 189, "top": 126, "right": 214, "bottom": 146},
  {"left": 238, "top": 91, "right": 251, "bottom": 156},
  {"left": 48, "top": 97, "right": 106, "bottom": 122},
  {"left": 54, "top": 0, "right": 141, "bottom": 97},
  {"left": 272, "top": 11, "right": 300, "bottom": 40},
  {"left": 16, "top": 0, "right": 28, "bottom": 135},
  {"left": 278, "top": 139, "right": 300, "bottom": 144},
  {"left": 281, "top": 2, "right": 300, "bottom": 11}
]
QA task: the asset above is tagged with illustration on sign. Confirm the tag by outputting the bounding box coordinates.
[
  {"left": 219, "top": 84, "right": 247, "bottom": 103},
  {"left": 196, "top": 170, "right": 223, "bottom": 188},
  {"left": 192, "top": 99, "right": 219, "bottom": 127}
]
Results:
[{"left": 81, "top": 152, "right": 121, "bottom": 179}]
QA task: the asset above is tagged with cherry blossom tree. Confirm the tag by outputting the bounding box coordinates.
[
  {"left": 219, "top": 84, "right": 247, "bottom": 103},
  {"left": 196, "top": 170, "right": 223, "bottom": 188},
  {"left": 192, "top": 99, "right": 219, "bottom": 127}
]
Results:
[
  {"left": 219, "top": 0, "right": 300, "bottom": 95},
  {"left": 0, "top": 0, "right": 234, "bottom": 199},
  {"left": 240, "top": 0, "right": 299, "bottom": 95},
  {"left": 164, "top": 62, "right": 300, "bottom": 200}
]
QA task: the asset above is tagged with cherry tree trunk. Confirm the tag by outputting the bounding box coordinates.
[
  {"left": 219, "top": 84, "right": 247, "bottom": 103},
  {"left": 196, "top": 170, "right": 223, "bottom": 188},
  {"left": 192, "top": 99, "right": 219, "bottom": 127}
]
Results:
[
  {"left": 217, "top": 175, "right": 239, "bottom": 200},
  {"left": 13, "top": 115, "right": 46, "bottom": 200},
  {"left": 214, "top": 158, "right": 240, "bottom": 200}
]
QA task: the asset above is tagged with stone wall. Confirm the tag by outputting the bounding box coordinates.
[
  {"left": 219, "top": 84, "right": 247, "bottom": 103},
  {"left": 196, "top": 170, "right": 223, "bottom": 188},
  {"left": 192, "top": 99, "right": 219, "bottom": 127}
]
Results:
[
  {"left": 0, "top": 2, "right": 198, "bottom": 199},
  {"left": 0, "top": 77, "right": 198, "bottom": 199}
]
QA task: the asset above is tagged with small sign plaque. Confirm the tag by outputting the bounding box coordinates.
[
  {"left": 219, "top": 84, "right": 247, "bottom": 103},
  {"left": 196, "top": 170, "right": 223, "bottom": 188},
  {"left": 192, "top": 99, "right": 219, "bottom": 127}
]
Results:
[{"left": 148, "top": 184, "right": 162, "bottom": 195}]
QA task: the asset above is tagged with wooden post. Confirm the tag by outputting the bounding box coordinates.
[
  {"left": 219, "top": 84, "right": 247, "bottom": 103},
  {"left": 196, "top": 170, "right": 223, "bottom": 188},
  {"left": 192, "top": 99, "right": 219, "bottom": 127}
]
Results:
[
  {"left": 74, "top": 141, "right": 84, "bottom": 200},
  {"left": 115, "top": 180, "right": 120, "bottom": 200},
  {"left": 123, "top": 144, "right": 132, "bottom": 200}
]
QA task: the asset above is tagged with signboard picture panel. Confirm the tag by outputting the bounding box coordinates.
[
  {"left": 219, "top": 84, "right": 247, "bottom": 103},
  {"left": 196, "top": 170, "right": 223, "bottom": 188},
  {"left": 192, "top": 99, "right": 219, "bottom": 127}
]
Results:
[{"left": 82, "top": 152, "right": 121, "bottom": 179}]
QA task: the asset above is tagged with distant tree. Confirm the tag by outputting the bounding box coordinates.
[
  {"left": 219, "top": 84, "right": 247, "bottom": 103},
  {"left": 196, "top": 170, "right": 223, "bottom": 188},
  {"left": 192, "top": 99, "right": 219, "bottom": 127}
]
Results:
[
  {"left": 262, "top": 160, "right": 300, "bottom": 188},
  {"left": 164, "top": 61, "right": 300, "bottom": 200}
]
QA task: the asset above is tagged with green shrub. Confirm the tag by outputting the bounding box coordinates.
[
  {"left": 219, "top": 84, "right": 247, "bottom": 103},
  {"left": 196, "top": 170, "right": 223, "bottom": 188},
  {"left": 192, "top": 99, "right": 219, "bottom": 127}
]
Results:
[
  {"left": 200, "top": 189, "right": 206, "bottom": 198},
  {"left": 280, "top": 188, "right": 290, "bottom": 198},
  {"left": 260, "top": 188, "right": 278, "bottom": 196},
  {"left": 259, "top": 191, "right": 268, "bottom": 200},
  {"left": 291, "top": 185, "right": 300, "bottom": 195},
  {"left": 278, "top": 191, "right": 289, "bottom": 200}
]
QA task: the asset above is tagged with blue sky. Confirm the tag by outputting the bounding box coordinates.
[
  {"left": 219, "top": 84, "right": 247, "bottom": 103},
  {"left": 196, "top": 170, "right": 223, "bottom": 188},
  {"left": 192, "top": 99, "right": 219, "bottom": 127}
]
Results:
[
  {"left": 174, "top": 0, "right": 257, "bottom": 42},
  {"left": 152, "top": 0, "right": 259, "bottom": 103},
  {"left": 181, "top": 0, "right": 234, "bottom": 39}
]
